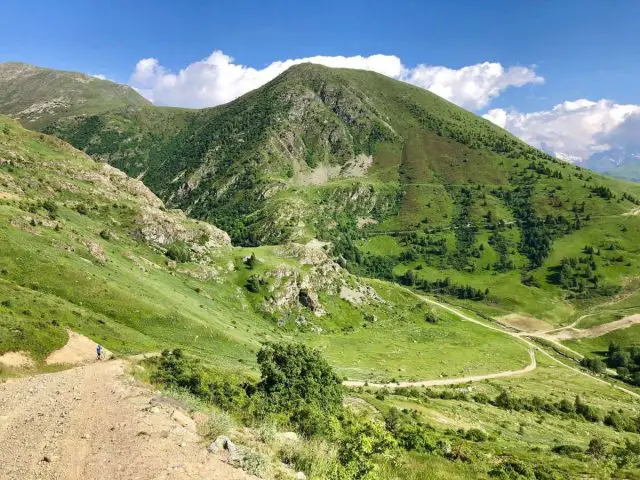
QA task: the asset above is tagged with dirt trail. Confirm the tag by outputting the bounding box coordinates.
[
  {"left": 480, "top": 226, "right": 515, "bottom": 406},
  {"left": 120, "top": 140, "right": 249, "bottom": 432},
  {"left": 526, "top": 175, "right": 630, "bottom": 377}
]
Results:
[
  {"left": 0, "top": 360, "right": 254, "bottom": 480},
  {"left": 550, "top": 314, "right": 640, "bottom": 341},
  {"left": 46, "top": 330, "right": 111, "bottom": 365},
  {"left": 349, "top": 285, "right": 640, "bottom": 399},
  {"left": 344, "top": 349, "right": 536, "bottom": 388}
]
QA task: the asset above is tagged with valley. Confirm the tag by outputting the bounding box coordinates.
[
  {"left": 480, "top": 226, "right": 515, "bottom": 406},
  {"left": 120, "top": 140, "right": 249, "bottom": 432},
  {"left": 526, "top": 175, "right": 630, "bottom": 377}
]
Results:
[{"left": 2, "top": 62, "right": 640, "bottom": 478}]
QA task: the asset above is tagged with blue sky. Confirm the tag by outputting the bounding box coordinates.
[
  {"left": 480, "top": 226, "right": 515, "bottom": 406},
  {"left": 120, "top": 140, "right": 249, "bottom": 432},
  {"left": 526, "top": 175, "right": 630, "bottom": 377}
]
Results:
[{"left": 2, "top": 0, "right": 639, "bottom": 161}]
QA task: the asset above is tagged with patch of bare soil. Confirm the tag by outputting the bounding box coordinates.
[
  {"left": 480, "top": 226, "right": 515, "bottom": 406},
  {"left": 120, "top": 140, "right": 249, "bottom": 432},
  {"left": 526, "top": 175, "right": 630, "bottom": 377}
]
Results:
[
  {"left": 0, "top": 351, "right": 34, "bottom": 369},
  {"left": 356, "top": 217, "right": 378, "bottom": 229},
  {"left": 0, "top": 360, "right": 255, "bottom": 479},
  {"left": 623, "top": 206, "right": 640, "bottom": 216},
  {"left": 498, "top": 313, "right": 553, "bottom": 332},
  {"left": 45, "top": 330, "right": 111, "bottom": 365},
  {"left": 553, "top": 314, "right": 640, "bottom": 340},
  {"left": 0, "top": 191, "right": 20, "bottom": 200}
]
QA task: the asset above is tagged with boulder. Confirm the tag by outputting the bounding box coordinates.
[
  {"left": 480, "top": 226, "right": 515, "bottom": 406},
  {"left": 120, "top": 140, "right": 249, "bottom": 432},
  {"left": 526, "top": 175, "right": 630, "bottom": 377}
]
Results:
[
  {"left": 211, "top": 435, "right": 237, "bottom": 457},
  {"left": 170, "top": 410, "right": 195, "bottom": 430}
]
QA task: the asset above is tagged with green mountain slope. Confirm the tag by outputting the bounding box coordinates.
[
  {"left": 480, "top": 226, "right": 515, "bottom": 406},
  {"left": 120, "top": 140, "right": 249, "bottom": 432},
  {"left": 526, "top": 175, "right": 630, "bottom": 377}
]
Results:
[
  {"left": 0, "top": 62, "right": 150, "bottom": 129},
  {"left": 46, "top": 64, "right": 552, "bottom": 243},
  {"left": 43, "top": 64, "right": 640, "bottom": 321},
  {"left": 0, "top": 115, "right": 531, "bottom": 381}
]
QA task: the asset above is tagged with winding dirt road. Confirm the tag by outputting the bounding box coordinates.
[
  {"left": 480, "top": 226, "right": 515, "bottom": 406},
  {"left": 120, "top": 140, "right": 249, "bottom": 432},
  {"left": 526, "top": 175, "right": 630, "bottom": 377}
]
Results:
[
  {"left": 550, "top": 314, "right": 640, "bottom": 341},
  {"left": 344, "top": 349, "right": 536, "bottom": 388},
  {"left": 348, "top": 286, "right": 640, "bottom": 399}
]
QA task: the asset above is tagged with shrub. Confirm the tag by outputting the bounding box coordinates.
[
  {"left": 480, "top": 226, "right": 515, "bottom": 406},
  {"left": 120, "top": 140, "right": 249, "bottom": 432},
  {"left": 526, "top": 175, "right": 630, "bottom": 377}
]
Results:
[
  {"left": 290, "top": 405, "right": 336, "bottom": 438},
  {"left": 206, "top": 408, "right": 236, "bottom": 439},
  {"left": 472, "top": 393, "right": 491, "bottom": 404},
  {"left": 587, "top": 438, "right": 606, "bottom": 458},
  {"left": 604, "top": 410, "right": 628, "bottom": 431},
  {"left": 575, "top": 396, "right": 600, "bottom": 422},
  {"left": 465, "top": 428, "right": 488, "bottom": 442},
  {"left": 385, "top": 408, "right": 434, "bottom": 453},
  {"left": 279, "top": 439, "right": 342, "bottom": 479},
  {"left": 256, "top": 343, "right": 343, "bottom": 416},
  {"left": 489, "top": 460, "right": 535, "bottom": 479},
  {"left": 41, "top": 200, "right": 58, "bottom": 218},
  {"left": 552, "top": 444, "right": 583, "bottom": 456},
  {"left": 245, "top": 253, "right": 257, "bottom": 269},
  {"left": 494, "top": 391, "right": 514, "bottom": 409},
  {"left": 424, "top": 310, "right": 438, "bottom": 323},
  {"left": 245, "top": 275, "right": 261, "bottom": 293},
  {"left": 257, "top": 418, "right": 277, "bottom": 443},
  {"left": 99, "top": 229, "right": 111, "bottom": 240},
  {"left": 165, "top": 242, "right": 192, "bottom": 263},
  {"left": 76, "top": 203, "right": 88, "bottom": 215},
  {"left": 338, "top": 419, "right": 398, "bottom": 479},
  {"left": 151, "top": 350, "right": 248, "bottom": 411},
  {"left": 580, "top": 356, "right": 605, "bottom": 374},
  {"left": 231, "top": 448, "right": 270, "bottom": 477}
]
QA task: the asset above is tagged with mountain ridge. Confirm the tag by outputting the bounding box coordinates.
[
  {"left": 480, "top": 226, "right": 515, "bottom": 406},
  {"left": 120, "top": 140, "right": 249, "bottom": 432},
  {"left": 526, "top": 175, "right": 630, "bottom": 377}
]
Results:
[
  {"left": 5, "top": 62, "right": 640, "bottom": 321},
  {"left": 0, "top": 61, "right": 150, "bottom": 129}
]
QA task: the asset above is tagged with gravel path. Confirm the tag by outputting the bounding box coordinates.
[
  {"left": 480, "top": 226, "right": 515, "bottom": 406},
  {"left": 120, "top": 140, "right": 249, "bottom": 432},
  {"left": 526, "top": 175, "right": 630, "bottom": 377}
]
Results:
[
  {"left": 551, "top": 314, "right": 640, "bottom": 341},
  {"left": 344, "top": 349, "right": 536, "bottom": 388},
  {"left": 0, "top": 360, "right": 253, "bottom": 480},
  {"left": 346, "top": 286, "right": 640, "bottom": 399}
]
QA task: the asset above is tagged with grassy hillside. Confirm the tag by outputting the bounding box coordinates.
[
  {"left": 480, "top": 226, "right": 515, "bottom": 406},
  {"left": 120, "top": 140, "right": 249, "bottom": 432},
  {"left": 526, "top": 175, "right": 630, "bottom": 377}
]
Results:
[
  {"left": 0, "top": 115, "right": 533, "bottom": 382},
  {"left": 0, "top": 62, "right": 150, "bottom": 129},
  {"left": 42, "top": 63, "right": 640, "bottom": 322}
]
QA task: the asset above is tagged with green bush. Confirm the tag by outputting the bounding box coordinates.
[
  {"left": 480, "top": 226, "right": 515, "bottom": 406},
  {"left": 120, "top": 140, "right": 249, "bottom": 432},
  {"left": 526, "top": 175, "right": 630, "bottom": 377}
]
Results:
[
  {"left": 465, "top": 428, "right": 488, "bottom": 442},
  {"left": 604, "top": 410, "right": 628, "bottom": 431},
  {"left": 245, "top": 275, "right": 261, "bottom": 293},
  {"left": 279, "top": 439, "right": 343, "bottom": 479},
  {"left": 206, "top": 408, "right": 236, "bottom": 439},
  {"left": 489, "top": 460, "right": 535, "bottom": 479},
  {"left": 587, "top": 438, "right": 606, "bottom": 458},
  {"left": 151, "top": 350, "right": 248, "bottom": 411},
  {"left": 580, "top": 356, "right": 606, "bottom": 374},
  {"left": 165, "top": 242, "right": 192, "bottom": 263},
  {"left": 338, "top": 419, "right": 398, "bottom": 479},
  {"left": 551, "top": 444, "right": 583, "bottom": 456},
  {"left": 385, "top": 408, "right": 434, "bottom": 453},
  {"left": 291, "top": 405, "right": 338, "bottom": 439},
  {"left": 256, "top": 343, "right": 344, "bottom": 416},
  {"left": 244, "top": 253, "right": 257, "bottom": 269},
  {"left": 231, "top": 448, "right": 270, "bottom": 477},
  {"left": 41, "top": 200, "right": 58, "bottom": 218}
]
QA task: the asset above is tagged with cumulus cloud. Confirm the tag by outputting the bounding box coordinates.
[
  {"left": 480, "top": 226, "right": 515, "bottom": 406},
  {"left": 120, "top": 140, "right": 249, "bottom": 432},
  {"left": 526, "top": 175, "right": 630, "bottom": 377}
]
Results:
[
  {"left": 597, "top": 112, "right": 640, "bottom": 151},
  {"left": 90, "top": 73, "right": 107, "bottom": 80},
  {"left": 407, "top": 63, "right": 543, "bottom": 111},
  {"left": 484, "top": 100, "right": 640, "bottom": 161},
  {"left": 128, "top": 50, "right": 542, "bottom": 110}
]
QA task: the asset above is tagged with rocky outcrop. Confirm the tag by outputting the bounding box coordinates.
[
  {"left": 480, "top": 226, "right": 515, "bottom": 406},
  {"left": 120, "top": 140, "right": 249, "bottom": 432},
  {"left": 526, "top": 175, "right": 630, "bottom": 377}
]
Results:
[
  {"left": 262, "top": 240, "right": 381, "bottom": 319},
  {"left": 135, "top": 206, "right": 231, "bottom": 252}
]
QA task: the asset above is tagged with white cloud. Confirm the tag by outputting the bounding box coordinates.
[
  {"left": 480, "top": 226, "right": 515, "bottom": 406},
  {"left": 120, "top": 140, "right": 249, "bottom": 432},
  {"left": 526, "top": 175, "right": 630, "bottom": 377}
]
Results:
[
  {"left": 90, "top": 73, "right": 107, "bottom": 80},
  {"left": 128, "top": 50, "right": 542, "bottom": 110},
  {"left": 484, "top": 100, "right": 640, "bottom": 162},
  {"left": 406, "top": 63, "right": 543, "bottom": 110}
]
